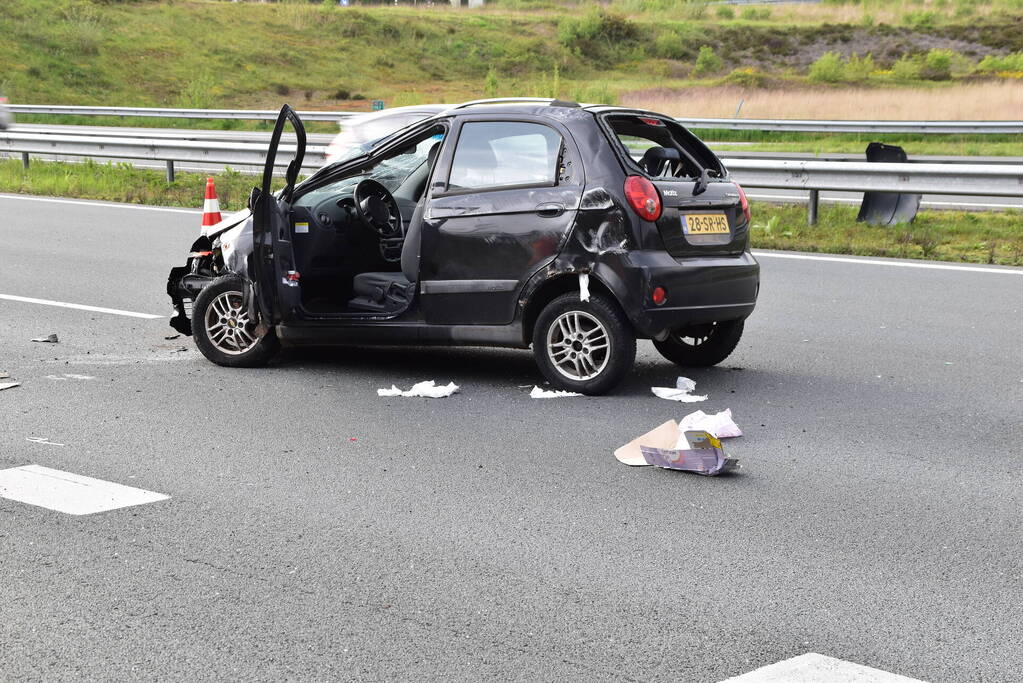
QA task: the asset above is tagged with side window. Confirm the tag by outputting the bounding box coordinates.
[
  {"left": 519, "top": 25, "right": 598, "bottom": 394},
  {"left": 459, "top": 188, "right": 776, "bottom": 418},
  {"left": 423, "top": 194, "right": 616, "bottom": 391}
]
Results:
[{"left": 447, "top": 121, "right": 562, "bottom": 192}]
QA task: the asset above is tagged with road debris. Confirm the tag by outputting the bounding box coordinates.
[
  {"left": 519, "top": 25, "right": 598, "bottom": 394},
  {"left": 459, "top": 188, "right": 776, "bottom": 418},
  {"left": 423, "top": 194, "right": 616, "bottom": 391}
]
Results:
[
  {"left": 529, "top": 386, "right": 582, "bottom": 398},
  {"left": 0, "top": 381, "right": 20, "bottom": 391},
  {"left": 377, "top": 380, "right": 459, "bottom": 398},
  {"left": 31, "top": 334, "right": 59, "bottom": 343},
  {"left": 677, "top": 408, "right": 742, "bottom": 440},
  {"left": 651, "top": 376, "right": 707, "bottom": 402},
  {"left": 614, "top": 421, "right": 738, "bottom": 475},
  {"left": 578, "top": 272, "right": 590, "bottom": 302},
  {"left": 26, "top": 436, "right": 66, "bottom": 447},
  {"left": 164, "top": 334, "right": 181, "bottom": 340}
]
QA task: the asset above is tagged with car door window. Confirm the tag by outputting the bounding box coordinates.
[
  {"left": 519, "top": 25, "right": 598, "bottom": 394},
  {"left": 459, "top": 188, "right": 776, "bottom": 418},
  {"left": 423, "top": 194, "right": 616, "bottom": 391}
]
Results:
[{"left": 447, "top": 121, "right": 562, "bottom": 192}]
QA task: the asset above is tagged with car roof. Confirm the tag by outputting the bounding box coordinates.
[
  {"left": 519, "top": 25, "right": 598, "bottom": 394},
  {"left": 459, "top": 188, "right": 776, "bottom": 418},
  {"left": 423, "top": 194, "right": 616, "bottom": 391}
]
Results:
[{"left": 436, "top": 100, "right": 670, "bottom": 122}]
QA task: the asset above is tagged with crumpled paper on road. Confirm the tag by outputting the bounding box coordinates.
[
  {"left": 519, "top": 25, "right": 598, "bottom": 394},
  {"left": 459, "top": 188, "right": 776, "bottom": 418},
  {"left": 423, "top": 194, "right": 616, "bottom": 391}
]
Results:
[
  {"left": 377, "top": 380, "right": 460, "bottom": 398},
  {"left": 529, "top": 386, "right": 582, "bottom": 398},
  {"left": 651, "top": 376, "right": 707, "bottom": 402},
  {"left": 676, "top": 408, "right": 742, "bottom": 443},
  {"left": 614, "top": 421, "right": 737, "bottom": 476}
]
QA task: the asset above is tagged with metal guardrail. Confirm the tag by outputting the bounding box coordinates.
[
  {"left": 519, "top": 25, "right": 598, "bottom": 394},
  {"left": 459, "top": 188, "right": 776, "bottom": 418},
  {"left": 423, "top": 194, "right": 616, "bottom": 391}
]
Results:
[
  {"left": 2, "top": 131, "right": 1022, "bottom": 223},
  {"left": 9, "top": 104, "right": 1023, "bottom": 134},
  {"left": 7, "top": 104, "right": 357, "bottom": 123}
]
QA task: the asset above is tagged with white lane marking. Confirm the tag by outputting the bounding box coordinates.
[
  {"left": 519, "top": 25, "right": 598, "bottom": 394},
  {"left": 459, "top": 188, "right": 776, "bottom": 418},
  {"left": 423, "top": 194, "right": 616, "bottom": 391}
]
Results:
[
  {"left": 0, "top": 193, "right": 200, "bottom": 214},
  {"left": 746, "top": 193, "right": 1020, "bottom": 210},
  {"left": 719, "top": 653, "right": 924, "bottom": 682},
  {"left": 0, "top": 465, "right": 169, "bottom": 515},
  {"left": 752, "top": 251, "right": 1023, "bottom": 275},
  {"left": 0, "top": 293, "right": 164, "bottom": 318}
]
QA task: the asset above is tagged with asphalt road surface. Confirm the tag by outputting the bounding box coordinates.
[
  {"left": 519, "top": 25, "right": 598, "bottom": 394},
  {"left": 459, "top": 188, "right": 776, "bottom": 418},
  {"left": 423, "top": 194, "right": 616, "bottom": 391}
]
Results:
[{"left": 1, "top": 193, "right": 1021, "bottom": 681}]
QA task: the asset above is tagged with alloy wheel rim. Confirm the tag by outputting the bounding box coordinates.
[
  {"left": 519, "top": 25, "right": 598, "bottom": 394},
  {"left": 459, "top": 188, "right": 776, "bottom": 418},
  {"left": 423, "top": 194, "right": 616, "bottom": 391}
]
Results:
[
  {"left": 204, "top": 291, "right": 256, "bottom": 355},
  {"left": 546, "top": 311, "right": 611, "bottom": 381}
]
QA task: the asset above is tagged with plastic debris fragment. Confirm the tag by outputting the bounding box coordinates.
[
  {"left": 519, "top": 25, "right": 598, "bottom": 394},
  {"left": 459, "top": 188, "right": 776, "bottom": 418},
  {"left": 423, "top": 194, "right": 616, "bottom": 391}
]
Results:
[
  {"left": 578, "top": 272, "right": 590, "bottom": 302},
  {"left": 677, "top": 408, "right": 742, "bottom": 441},
  {"left": 26, "top": 436, "right": 65, "bottom": 447},
  {"left": 529, "top": 386, "right": 582, "bottom": 398},
  {"left": 0, "top": 382, "right": 20, "bottom": 391},
  {"left": 651, "top": 376, "right": 707, "bottom": 402},
  {"left": 31, "top": 334, "right": 59, "bottom": 343},
  {"left": 377, "top": 380, "right": 460, "bottom": 398}
]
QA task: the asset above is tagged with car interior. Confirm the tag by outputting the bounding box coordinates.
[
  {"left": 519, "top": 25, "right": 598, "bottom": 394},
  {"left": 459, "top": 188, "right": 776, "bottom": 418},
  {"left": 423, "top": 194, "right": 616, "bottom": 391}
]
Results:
[
  {"left": 604, "top": 114, "right": 723, "bottom": 180},
  {"left": 288, "top": 126, "right": 446, "bottom": 317}
]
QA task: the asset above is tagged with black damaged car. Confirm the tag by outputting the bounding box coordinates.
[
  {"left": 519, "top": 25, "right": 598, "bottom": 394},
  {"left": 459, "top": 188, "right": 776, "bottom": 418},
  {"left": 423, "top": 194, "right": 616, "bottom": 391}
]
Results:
[{"left": 167, "top": 98, "right": 759, "bottom": 394}]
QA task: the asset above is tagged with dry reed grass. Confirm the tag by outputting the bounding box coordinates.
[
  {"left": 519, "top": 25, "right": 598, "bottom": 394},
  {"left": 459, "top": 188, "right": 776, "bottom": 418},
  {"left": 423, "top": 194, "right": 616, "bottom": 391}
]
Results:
[{"left": 621, "top": 82, "right": 1023, "bottom": 120}]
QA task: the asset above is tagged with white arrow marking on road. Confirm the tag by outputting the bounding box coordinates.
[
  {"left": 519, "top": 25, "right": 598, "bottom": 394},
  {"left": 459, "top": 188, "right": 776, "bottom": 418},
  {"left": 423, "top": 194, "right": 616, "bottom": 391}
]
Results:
[
  {"left": 753, "top": 251, "right": 1023, "bottom": 275},
  {"left": 719, "top": 653, "right": 925, "bottom": 682},
  {"left": 0, "top": 294, "right": 163, "bottom": 319},
  {"left": 0, "top": 465, "right": 169, "bottom": 516}
]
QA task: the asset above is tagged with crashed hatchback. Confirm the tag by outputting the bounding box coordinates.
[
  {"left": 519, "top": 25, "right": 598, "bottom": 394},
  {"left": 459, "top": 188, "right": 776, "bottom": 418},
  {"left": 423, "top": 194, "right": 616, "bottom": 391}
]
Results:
[{"left": 167, "top": 99, "right": 759, "bottom": 394}]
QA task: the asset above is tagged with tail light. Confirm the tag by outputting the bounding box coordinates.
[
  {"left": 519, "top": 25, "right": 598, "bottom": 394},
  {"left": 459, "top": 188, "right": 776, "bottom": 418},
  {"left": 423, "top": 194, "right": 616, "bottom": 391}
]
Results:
[
  {"left": 624, "top": 175, "right": 662, "bottom": 222},
  {"left": 735, "top": 182, "right": 751, "bottom": 223},
  {"left": 651, "top": 286, "right": 667, "bottom": 305}
]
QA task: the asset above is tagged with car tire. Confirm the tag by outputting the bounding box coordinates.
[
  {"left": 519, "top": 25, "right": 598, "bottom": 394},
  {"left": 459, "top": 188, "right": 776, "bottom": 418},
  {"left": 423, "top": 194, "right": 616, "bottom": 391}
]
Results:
[
  {"left": 532, "top": 292, "right": 636, "bottom": 395},
  {"left": 653, "top": 319, "right": 744, "bottom": 368},
  {"left": 192, "top": 275, "right": 279, "bottom": 368}
]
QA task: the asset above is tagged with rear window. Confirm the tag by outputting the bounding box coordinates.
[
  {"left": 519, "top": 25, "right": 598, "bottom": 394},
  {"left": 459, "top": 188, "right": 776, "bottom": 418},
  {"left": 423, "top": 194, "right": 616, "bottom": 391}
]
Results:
[{"left": 602, "top": 114, "right": 723, "bottom": 180}]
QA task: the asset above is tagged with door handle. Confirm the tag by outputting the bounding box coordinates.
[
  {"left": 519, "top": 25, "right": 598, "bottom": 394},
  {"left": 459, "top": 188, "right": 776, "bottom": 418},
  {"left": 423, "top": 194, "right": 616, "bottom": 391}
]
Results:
[{"left": 535, "top": 202, "right": 566, "bottom": 218}]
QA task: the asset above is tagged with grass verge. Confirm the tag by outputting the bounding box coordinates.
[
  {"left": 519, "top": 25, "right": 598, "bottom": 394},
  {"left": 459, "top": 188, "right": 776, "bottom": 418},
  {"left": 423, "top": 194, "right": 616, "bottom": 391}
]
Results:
[{"left": 1, "top": 159, "right": 1020, "bottom": 266}]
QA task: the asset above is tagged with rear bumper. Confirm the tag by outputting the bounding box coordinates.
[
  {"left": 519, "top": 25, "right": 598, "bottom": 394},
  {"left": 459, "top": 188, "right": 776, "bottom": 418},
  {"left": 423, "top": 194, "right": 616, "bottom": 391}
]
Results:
[{"left": 612, "top": 250, "right": 759, "bottom": 338}]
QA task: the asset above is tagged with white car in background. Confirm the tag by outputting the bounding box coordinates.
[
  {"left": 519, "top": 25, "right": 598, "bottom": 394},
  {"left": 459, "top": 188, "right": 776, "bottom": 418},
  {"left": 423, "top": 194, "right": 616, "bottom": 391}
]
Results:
[
  {"left": 0, "top": 95, "right": 12, "bottom": 129},
  {"left": 325, "top": 104, "right": 448, "bottom": 164}
]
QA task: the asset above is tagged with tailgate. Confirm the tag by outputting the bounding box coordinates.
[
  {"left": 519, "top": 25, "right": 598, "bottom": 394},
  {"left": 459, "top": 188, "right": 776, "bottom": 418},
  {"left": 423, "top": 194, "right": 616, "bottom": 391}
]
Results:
[{"left": 653, "top": 179, "right": 749, "bottom": 257}]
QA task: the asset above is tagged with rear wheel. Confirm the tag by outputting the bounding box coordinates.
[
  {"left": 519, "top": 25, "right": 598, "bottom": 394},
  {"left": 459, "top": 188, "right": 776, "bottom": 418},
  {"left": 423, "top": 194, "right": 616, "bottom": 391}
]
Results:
[
  {"left": 653, "top": 319, "right": 744, "bottom": 367},
  {"left": 192, "top": 275, "right": 279, "bottom": 368},
  {"left": 532, "top": 293, "right": 635, "bottom": 395}
]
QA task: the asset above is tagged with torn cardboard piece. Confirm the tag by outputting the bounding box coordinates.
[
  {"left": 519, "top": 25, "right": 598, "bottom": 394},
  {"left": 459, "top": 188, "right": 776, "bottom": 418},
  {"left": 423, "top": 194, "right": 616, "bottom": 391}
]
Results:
[
  {"left": 651, "top": 376, "right": 707, "bottom": 402},
  {"left": 530, "top": 386, "right": 582, "bottom": 398},
  {"left": 31, "top": 334, "right": 59, "bottom": 343},
  {"left": 614, "top": 421, "right": 738, "bottom": 476},
  {"left": 377, "top": 380, "right": 459, "bottom": 398},
  {"left": 677, "top": 408, "right": 742, "bottom": 441}
]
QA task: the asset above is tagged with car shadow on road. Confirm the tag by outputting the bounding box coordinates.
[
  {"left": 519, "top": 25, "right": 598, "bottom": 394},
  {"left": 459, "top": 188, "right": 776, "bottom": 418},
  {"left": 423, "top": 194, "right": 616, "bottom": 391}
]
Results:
[{"left": 278, "top": 344, "right": 758, "bottom": 398}]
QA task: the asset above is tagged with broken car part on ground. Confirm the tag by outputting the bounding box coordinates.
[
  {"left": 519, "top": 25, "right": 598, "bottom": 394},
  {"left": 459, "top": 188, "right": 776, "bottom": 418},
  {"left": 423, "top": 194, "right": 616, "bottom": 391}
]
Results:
[{"left": 168, "top": 99, "right": 759, "bottom": 394}]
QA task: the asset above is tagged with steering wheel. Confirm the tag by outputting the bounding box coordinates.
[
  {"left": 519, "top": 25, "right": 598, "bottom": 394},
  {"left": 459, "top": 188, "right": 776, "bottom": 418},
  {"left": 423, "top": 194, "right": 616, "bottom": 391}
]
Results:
[{"left": 353, "top": 179, "right": 402, "bottom": 238}]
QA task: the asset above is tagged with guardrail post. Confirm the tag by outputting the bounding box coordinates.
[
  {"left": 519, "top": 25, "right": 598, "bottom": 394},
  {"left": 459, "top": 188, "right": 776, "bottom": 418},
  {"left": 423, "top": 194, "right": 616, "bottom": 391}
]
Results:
[
  {"left": 165, "top": 160, "right": 175, "bottom": 183},
  {"left": 21, "top": 152, "right": 30, "bottom": 170},
  {"left": 807, "top": 189, "right": 819, "bottom": 226}
]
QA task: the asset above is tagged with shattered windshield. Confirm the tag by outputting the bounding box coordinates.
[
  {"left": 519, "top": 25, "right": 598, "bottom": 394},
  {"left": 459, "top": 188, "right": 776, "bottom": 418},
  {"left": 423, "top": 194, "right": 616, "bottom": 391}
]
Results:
[{"left": 301, "top": 133, "right": 444, "bottom": 205}]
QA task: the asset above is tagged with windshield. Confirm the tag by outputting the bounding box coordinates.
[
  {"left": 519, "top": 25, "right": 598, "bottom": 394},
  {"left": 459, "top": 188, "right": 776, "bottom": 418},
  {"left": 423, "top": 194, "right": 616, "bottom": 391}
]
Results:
[{"left": 300, "top": 132, "right": 444, "bottom": 206}]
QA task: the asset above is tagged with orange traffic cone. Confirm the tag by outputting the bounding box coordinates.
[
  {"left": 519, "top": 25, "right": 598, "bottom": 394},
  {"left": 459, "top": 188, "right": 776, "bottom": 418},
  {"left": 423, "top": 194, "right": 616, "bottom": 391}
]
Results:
[{"left": 201, "top": 177, "right": 222, "bottom": 230}]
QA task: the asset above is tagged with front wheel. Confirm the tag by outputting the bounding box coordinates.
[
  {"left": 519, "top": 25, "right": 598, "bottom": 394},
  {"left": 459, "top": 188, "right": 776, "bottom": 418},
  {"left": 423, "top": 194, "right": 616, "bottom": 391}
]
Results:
[
  {"left": 192, "top": 275, "right": 279, "bottom": 368},
  {"left": 653, "top": 319, "right": 744, "bottom": 368},
  {"left": 532, "top": 293, "right": 636, "bottom": 395}
]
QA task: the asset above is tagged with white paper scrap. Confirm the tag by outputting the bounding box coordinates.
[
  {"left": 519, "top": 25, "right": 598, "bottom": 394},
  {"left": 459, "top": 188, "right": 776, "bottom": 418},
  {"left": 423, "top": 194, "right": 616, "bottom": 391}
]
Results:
[
  {"left": 676, "top": 408, "right": 742, "bottom": 447},
  {"left": 377, "top": 380, "right": 460, "bottom": 398},
  {"left": 578, "top": 273, "right": 590, "bottom": 302},
  {"left": 0, "top": 382, "right": 21, "bottom": 391},
  {"left": 529, "top": 386, "right": 582, "bottom": 398},
  {"left": 651, "top": 376, "right": 707, "bottom": 402}
]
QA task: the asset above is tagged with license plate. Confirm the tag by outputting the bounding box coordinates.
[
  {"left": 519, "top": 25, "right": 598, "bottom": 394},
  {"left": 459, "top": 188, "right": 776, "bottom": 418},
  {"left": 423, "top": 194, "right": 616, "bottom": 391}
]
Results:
[{"left": 683, "top": 213, "right": 730, "bottom": 235}]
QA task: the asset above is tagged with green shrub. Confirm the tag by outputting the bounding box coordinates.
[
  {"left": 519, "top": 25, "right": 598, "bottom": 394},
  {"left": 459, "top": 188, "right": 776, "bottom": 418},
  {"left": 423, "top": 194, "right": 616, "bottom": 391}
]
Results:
[
  {"left": 715, "top": 5, "right": 734, "bottom": 19},
  {"left": 654, "top": 31, "right": 686, "bottom": 59},
  {"left": 483, "top": 66, "right": 499, "bottom": 97},
  {"left": 977, "top": 52, "right": 1023, "bottom": 72},
  {"left": 740, "top": 7, "right": 771, "bottom": 20},
  {"left": 902, "top": 10, "right": 938, "bottom": 29},
  {"left": 693, "top": 45, "right": 723, "bottom": 76},
  {"left": 558, "top": 7, "right": 639, "bottom": 65},
  {"left": 891, "top": 55, "right": 922, "bottom": 80},
  {"left": 921, "top": 48, "right": 953, "bottom": 80},
  {"left": 808, "top": 52, "right": 844, "bottom": 83},
  {"left": 844, "top": 53, "right": 875, "bottom": 81},
  {"left": 719, "top": 67, "right": 768, "bottom": 87}
]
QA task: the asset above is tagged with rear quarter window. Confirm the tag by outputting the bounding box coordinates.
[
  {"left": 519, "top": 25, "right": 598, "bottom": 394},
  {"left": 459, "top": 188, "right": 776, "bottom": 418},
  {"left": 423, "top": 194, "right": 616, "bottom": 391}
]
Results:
[{"left": 601, "top": 114, "right": 724, "bottom": 180}]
